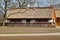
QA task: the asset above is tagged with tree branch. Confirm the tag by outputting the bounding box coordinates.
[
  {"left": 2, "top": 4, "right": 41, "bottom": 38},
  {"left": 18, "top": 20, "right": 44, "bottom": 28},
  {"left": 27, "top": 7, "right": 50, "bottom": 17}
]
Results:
[{"left": 6, "top": 9, "right": 29, "bottom": 18}]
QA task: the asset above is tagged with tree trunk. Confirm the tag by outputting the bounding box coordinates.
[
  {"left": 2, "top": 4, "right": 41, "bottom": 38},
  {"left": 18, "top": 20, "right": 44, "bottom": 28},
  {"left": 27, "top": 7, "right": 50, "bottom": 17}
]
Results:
[
  {"left": 3, "top": 16, "right": 6, "bottom": 27},
  {"left": 2, "top": 1, "right": 7, "bottom": 27}
]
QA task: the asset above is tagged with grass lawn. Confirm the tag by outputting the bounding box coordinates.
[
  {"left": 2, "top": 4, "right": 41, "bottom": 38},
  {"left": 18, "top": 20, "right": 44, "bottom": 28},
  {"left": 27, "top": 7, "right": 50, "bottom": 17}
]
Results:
[{"left": 0, "top": 26, "right": 60, "bottom": 34}]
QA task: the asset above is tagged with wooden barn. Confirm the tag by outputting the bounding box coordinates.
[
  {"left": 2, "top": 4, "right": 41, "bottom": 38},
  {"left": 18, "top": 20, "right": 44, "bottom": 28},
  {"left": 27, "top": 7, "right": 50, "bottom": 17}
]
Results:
[{"left": 6, "top": 7, "right": 55, "bottom": 27}]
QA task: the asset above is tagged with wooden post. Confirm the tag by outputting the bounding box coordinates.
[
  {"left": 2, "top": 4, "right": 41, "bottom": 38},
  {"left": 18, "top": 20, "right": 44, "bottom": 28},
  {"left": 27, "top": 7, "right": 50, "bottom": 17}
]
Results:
[{"left": 51, "top": 0, "right": 56, "bottom": 27}]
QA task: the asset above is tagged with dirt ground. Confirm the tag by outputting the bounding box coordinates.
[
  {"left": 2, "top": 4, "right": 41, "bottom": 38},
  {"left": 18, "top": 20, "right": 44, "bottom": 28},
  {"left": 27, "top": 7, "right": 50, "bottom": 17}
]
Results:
[
  {"left": 0, "top": 35, "right": 60, "bottom": 40},
  {"left": 0, "top": 27, "right": 60, "bottom": 34},
  {"left": 0, "top": 27, "right": 60, "bottom": 40}
]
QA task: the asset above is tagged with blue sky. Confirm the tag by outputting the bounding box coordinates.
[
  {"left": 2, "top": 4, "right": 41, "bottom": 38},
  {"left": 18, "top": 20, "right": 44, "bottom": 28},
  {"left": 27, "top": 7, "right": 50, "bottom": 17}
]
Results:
[
  {"left": 38, "top": 0, "right": 60, "bottom": 7},
  {"left": 15, "top": 0, "right": 60, "bottom": 7},
  {"left": 1, "top": 0, "right": 60, "bottom": 7}
]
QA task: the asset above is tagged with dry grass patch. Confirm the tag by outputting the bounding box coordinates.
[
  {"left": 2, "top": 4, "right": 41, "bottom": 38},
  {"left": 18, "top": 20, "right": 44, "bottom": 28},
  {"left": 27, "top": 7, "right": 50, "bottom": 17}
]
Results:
[{"left": 0, "top": 26, "right": 60, "bottom": 34}]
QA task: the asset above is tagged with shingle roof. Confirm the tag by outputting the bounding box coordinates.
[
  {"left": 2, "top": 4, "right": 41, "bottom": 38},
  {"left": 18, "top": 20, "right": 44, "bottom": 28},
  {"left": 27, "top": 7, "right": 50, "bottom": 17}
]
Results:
[
  {"left": 7, "top": 8, "right": 53, "bottom": 19},
  {"left": 55, "top": 9, "right": 60, "bottom": 17}
]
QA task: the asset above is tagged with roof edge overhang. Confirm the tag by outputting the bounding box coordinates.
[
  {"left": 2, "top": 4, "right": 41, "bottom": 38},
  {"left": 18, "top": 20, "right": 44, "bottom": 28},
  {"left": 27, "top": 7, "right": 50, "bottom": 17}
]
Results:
[
  {"left": 7, "top": 18, "right": 52, "bottom": 19},
  {"left": 8, "top": 7, "right": 53, "bottom": 10}
]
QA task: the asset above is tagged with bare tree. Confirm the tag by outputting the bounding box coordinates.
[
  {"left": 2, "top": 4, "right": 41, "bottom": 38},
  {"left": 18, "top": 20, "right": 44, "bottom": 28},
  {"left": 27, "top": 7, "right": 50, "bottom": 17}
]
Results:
[
  {"left": 16, "top": 0, "right": 30, "bottom": 8},
  {"left": 0, "top": 0, "right": 13, "bottom": 27},
  {"left": 0, "top": 0, "right": 30, "bottom": 27}
]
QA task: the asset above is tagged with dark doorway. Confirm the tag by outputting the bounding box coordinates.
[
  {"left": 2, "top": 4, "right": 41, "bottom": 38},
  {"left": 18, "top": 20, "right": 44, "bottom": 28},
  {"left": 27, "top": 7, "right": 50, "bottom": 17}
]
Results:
[{"left": 26, "top": 19, "right": 31, "bottom": 23}]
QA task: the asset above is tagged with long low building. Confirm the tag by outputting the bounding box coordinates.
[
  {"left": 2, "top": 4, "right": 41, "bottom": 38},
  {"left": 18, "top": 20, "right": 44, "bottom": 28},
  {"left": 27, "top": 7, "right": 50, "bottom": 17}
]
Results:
[{"left": 6, "top": 7, "right": 55, "bottom": 27}]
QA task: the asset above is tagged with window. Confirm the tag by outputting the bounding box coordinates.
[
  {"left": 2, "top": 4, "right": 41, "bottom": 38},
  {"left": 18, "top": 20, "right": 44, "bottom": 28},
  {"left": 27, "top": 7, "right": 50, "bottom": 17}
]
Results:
[
  {"left": 5, "top": 20, "right": 10, "bottom": 22},
  {"left": 22, "top": 20, "right": 26, "bottom": 23},
  {"left": 35, "top": 19, "right": 48, "bottom": 22},
  {"left": 22, "top": 19, "right": 35, "bottom": 23},
  {"left": 30, "top": 20, "right": 35, "bottom": 23}
]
